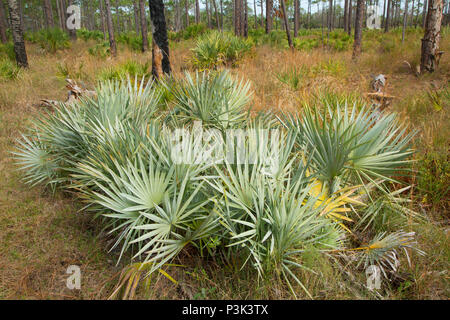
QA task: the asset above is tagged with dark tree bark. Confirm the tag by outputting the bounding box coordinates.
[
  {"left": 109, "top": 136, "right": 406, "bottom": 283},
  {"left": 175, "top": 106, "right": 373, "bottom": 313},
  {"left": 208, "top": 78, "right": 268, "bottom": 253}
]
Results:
[
  {"left": 280, "top": 0, "right": 293, "bottom": 49},
  {"left": 385, "top": 0, "right": 391, "bottom": 31},
  {"left": 0, "top": 0, "right": 8, "bottom": 43},
  {"left": 243, "top": 0, "right": 248, "bottom": 37},
  {"left": 260, "top": 0, "right": 264, "bottom": 28},
  {"left": 294, "top": 0, "right": 299, "bottom": 36},
  {"left": 139, "top": 0, "right": 148, "bottom": 52},
  {"left": 352, "top": 0, "right": 364, "bottom": 59},
  {"left": 348, "top": 0, "right": 352, "bottom": 34},
  {"left": 43, "top": 0, "right": 54, "bottom": 28},
  {"left": 420, "top": 0, "right": 444, "bottom": 72},
  {"left": 7, "top": 0, "right": 27, "bottom": 67},
  {"left": 149, "top": 0, "right": 171, "bottom": 79},
  {"left": 220, "top": 0, "right": 223, "bottom": 30},
  {"left": 105, "top": 0, "right": 117, "bottom": 56},
  {"left": 266, "top": 0, "right": 273, "bottom": 33},
  {"left": 254, "top": 0, "right": 257, "bottom": 29},
  {"left": 344, "top": 0, "right": 349, "bottom": 32},
  {"left": 133, "top": 0, "right": 140, "bottom": 34}
]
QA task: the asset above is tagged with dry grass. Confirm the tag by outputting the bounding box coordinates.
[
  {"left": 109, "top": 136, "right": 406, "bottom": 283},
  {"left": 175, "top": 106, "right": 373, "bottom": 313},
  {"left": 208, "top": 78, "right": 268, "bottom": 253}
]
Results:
[{"left": 0, "top": 31, "right": 448, "bottom": 299}]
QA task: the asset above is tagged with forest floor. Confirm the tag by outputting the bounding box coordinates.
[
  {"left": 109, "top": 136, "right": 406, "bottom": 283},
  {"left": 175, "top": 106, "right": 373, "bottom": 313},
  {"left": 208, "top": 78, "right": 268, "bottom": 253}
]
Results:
[{"left": 0, "top": 31, "right": 448, "bottom": 299}]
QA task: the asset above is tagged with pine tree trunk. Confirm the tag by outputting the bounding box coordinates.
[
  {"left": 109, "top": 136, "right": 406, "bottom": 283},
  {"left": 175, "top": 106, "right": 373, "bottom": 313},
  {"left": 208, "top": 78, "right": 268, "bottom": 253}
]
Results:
[
  {"left": 422, "top": 0, "right": 428, "bottom": 27},
  {"left": 206, "top": 0, "right": 211, "bottom": 28},
  {"left": 105, "top": 0, "right": 117, "bottom": 56},
  {"left": 420, "top": 0, "right": 444, "bottom": 72},
  {"left": 0, "top": 0, "right": 8, "bottom": 43},
  {"left": 7, "top": 0, "right": 27, "bottom": 67},
  {"left": 402, "top": 0, "right": 409, "bottom": 43},
  {"left": 266, "top": 0, "right": 273, "bottom": 33},
  {"left": 280, "top": 0, "right": 293, "bottom": 48},
  {"left": 344, "top": 0, "right": 349, "bottom": 32},
  {"left": 149, "top": 0, "right": 171, "bottom": 79},
  {"left": 133, "top": 0, "right": 140, "bottom": 34},
  {"left": 43, "top": 0, "right": 54, "bottom": 28},
  {"left": 212, "top": 0, "right": 220, "bottom": 29},
  {"left": 352, "top": 0, "right": 364, "bottom": 59},
  {"left": 99, "top": 0, "right": 107, "bottom": 40},
  {"left": 185, "top": 0, "right": 189, "bottom": 27},
  {"left": 385, "top": 0, "right": 391, "bottom": 31},
  {"left": 348, "top": 0, "right": 352, "bottom": 34},
  {"left": 195, "top": 0, "right": 200, "bottom": 24},
  {"left": 294, "top": 0, "right": 299, "bottom": 36},
  {"left": 243, "top": 0, "right": 248, "bottom": 37},
  {"left": 139, "top": 0, "right": 148, "bottom": 52},
  {"left": 115, "top": 0, "right": 120, "bottom": 33},
  {"left": 254, "top": 0, "right": 257, "bottom": 29},
  {"left": 260, "top": 0, "right": 264, "bottom": 28}
]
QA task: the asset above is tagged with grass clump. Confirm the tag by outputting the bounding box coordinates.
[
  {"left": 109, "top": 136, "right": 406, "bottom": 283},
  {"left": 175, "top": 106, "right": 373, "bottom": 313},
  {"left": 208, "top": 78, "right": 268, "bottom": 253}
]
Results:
[
  {"left": 26, "top": 28, "right": 71, "bottom": 53},
  {"left": 191, "top": 31, "right": 253, "bottom": 70},
  {"left": 0, "top": 58, "right": 21, "bottom": 81},
  {"left": 97, "top": 60, "right": 150, "bottom": 82}
]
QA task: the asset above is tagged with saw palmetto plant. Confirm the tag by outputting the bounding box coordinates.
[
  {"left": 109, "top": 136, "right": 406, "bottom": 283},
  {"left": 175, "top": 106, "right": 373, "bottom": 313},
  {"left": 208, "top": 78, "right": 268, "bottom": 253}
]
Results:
[{"left": 13, "top": 71, "right": 423, "bottom": 298}]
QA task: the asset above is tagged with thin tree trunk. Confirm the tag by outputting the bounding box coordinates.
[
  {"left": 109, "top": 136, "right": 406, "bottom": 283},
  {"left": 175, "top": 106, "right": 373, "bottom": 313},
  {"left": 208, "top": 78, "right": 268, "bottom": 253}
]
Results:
[
  {"left": 422, "top": 0, "right": 428, "bottom": 27},
  {"left": 220, "top": 0, "right": 223, "bottom": 30},
  {"left": 243, "top": 0, "right": 248, "bottom": 37},
  {"left": 105, "top": 0, "right": 117, "bottom": 56},
  {"left": 344, "top": 0, "right": 349, "bottom": 32},
  {"left": 195, "top": 0, "right": 200, "bottom": 24},
  {"left": 133, "top": 0, "right": 140, "bottom": 34},
  {"left": 348, "top": 0, "right": 352, "bottom": 34},
  {"left": 206, "top": 0, "right": 211, "bottom": 28},
  {"left": 294, "top": 0, "right": 299, "bottom": 36},
  {"left": 100, "top": 0, "right": 107, "bottom": 40},
  {"left": 266, "top": 0, "right": 273, "bottom": 33},
  {"left": 0, "top": 0, "right": 8, "bottom": 43},
  {"left": 115, "top": 0, "right": 120, "bottom": 33},
  {"left": 185, "top": 0, "right": 189, "bottom": 27},
  {"left": 139, "top": 0, "right": 148, "bottom": 52},
  {"left": 43, "top": 0, "right": 54, "bottom": 28},
  {"left": 254, "top": 0, "right": 257, "bottom": 29},
  {"left": 420, "top": 0, "right": 444, "bottom": 72},
  {"left": 7, "top": 0, "right": 27, "bottom": 67},
  {"left": 402, "top": 0, "right": 409, "bottom": 42},
  {"left": 212, "top": 0, "right": 220, "bottom": 29},
  {"left": 352, "top": 0, "right": 364, "bottom": 59},
  {"left": 149, "top": 0, "right": 171, "bottom": 78},
  {"left": 260, "top": 0, "right": 264, "bottom": 28},
  {"left": 385, "top": 0, "right": 391, "bottom": 31},
  {"left": 280, "top": 0, "right": 293, "bottom": 48}
]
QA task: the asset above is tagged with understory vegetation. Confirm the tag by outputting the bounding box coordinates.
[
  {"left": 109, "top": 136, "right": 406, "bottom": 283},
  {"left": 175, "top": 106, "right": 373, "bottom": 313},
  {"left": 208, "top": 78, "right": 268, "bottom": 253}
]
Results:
[{"left": 0, "top": 26, "right": 448, "bottom": 300}]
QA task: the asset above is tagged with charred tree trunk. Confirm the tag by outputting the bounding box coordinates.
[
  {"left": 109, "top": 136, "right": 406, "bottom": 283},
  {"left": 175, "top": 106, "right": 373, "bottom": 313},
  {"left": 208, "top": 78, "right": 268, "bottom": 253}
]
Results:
[
  {"left": 348, "top": 0, "right": 353, "bottom": 34},
  {"left": 139, "top": 0, "right": 148, "bottom": 52},
  {"left": 266, "top": 0, "right": 273, "bottom": 33},
  {"left": 149, "top": 0, "right": 171, "bottom": 79},
  {"left": 7, "top": 0, "right": 28, "bottom": 67},
  {"left": 105, "top": 0, "right": 117, "bottom": 56},
  {"left": 420, "top": 0, "right": 444, "bottom": 72},
  {"left": 352, "top": 0, "right": 364, "bottom": 59},
  {"left": 0, "top": 0, "right": 8, "bottom": 43},
  {"left": 43, "top": 0, "right": 54, "bottom": 28}
]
